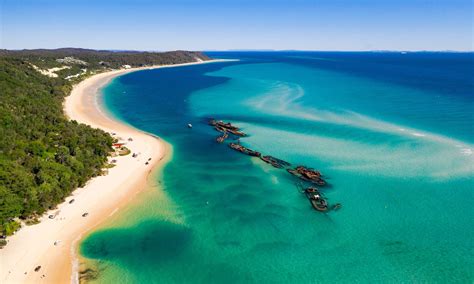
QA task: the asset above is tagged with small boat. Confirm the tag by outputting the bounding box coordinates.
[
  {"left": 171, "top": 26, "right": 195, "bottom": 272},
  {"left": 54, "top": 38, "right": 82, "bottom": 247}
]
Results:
[
  {"left": 82, "top": 212, "right": 89, "bottom": 217},
  {"left": 229, "top": 143, "right": 261, "bottom": 157},
  {"left": 69, "top": 199, "right": 75, "bottom": 204},
  {"left": 188, "top": 123, "right": 193, "bottom": 128},
  {"left": 34, "top": 266, "right": 41, "bottom": 272}
]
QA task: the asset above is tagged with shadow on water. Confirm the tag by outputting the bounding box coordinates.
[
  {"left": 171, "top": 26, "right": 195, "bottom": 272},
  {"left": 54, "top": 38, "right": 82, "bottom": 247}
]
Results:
[{"left": 81, "top": 220, "right": 192, "bottom": 265}]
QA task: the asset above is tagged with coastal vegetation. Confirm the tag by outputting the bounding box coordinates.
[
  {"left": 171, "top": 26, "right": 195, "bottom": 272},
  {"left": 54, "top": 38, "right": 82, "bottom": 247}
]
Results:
[
  {"left": 118, "top": 147, "right": 131, "bottom": 156},
  {"left": 0, "top": 49, "right": 209, "bottom": 238}
]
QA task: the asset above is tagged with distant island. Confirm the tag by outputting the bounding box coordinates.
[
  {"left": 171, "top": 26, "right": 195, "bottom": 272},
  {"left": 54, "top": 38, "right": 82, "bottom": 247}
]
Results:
[{"left": 0, "top": 49, "right": 210, "bottom": 245}]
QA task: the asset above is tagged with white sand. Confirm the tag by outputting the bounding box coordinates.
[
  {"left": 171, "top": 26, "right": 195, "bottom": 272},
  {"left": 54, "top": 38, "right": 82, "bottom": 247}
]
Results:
[
  {"left": 0, "top": 60, "right": 222, "bottom": 283},
  {"left": 31, "top": 64, "right": 71, "bottom": 77}
]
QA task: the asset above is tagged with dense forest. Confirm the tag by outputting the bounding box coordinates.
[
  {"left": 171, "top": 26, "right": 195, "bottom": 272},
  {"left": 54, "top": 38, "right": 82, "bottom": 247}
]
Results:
[
  {"left": 0, "top": 49, "right": 209, "bottom": 240},
  {"left": 0, "top": 48, "right": 210, "bottom": 68}
]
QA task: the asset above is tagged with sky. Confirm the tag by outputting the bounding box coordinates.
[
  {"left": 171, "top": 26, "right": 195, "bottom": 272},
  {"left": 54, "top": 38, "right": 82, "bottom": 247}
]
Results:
[{"left": 1, "top": 0, "right": 473, "bottom": 51}]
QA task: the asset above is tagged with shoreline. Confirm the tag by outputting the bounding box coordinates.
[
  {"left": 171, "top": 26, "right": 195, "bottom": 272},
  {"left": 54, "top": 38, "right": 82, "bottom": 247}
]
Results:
[{"left": 0, "top": 59, "right": 223, "bottom": 284}]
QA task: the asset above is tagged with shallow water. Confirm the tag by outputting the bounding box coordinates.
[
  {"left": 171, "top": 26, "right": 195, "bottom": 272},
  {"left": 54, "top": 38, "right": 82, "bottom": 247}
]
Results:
[{"left": 81, "top": 52, "right": 474, "bottom": 283}]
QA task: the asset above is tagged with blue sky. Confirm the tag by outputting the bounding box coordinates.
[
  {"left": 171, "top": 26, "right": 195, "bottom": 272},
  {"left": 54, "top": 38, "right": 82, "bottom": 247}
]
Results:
[{"left": 1, "top": 0, "right": 472, "bottom": 51}]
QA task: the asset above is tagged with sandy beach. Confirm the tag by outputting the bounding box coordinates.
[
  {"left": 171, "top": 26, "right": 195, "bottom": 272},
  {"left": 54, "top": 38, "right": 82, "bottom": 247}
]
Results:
[{"left": 0, "top": 60, "right": 219, "bottom": 283}]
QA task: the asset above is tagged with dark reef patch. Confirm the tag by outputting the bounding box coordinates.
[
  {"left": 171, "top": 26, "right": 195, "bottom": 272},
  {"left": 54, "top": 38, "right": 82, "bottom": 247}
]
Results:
[{"left": 81, "top": 220, "right": 192, "bottom": 265}]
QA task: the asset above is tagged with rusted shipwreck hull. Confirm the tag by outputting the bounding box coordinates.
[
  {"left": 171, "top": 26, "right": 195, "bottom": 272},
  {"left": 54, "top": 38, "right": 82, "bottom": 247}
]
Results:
[
  {"left": 288, "top": 166, "right": 326, "bottom": 186},
  {"left": 260, "top": 155, "right": 291, "bottom": 169},
  {"left": 229, "top": 143, "right": 261, "bottom": 157}
]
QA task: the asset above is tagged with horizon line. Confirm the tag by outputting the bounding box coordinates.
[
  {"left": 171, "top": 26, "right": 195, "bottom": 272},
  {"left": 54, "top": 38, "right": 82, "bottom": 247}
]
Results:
[{"left": 3, "top": 47, "right": 474, "bottom": 53}]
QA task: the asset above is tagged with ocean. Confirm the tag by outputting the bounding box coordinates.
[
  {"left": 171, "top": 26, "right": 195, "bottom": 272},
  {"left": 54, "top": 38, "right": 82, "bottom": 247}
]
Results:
[{"left": 80, "top": 52, "right": 474, "bottom": 283}]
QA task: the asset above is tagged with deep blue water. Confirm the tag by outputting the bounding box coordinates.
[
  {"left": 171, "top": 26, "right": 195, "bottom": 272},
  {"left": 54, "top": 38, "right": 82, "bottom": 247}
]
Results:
[{"left": 81, "top": 52, "right": 474, "bottom": 283}]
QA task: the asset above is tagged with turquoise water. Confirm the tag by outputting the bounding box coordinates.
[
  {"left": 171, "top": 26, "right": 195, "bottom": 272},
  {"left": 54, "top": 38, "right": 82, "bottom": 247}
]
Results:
[{"left": 81, "top": 52, "right": 474, "bottom": 283}]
